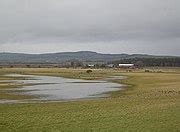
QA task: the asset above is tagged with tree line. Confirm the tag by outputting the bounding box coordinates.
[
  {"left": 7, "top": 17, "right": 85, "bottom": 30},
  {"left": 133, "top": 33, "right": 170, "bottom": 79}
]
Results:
[{"left": 110, "top": 57, "right": 180, "bottom": 67}]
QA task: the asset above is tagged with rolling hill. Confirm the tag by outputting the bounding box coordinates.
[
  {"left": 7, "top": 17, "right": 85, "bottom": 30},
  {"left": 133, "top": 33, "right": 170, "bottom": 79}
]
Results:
[{"left": 0, "top": 51, "right": 176, "bottom": 64}]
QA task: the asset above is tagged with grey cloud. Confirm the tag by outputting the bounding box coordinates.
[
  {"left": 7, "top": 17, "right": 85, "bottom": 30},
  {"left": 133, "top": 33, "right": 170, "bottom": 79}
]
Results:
[{"left": 0, "top": 0, "right": 180, "bottom": 55}]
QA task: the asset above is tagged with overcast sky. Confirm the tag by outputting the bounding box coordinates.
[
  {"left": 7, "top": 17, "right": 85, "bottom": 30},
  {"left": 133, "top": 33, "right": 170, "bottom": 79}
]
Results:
[{"left": 0, "top": 0, "right": 180, "bottom": 55}]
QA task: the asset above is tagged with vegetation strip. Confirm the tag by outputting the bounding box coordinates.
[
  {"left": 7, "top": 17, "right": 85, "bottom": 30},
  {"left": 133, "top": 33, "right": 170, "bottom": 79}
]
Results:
[{"left": 0, "top": 68, "right": 179, "bottom": 131}]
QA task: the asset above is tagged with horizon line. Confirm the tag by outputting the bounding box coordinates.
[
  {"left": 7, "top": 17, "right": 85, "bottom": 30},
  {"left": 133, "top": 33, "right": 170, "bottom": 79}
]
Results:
[{"left": 0, "top": 50, "right": 179, "bottom": 57}]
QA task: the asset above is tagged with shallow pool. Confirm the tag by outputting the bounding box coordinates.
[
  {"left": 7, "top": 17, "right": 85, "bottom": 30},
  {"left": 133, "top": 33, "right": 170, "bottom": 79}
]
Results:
[{"left": 0, "top": 74, "right": 122, "bottom": 103}]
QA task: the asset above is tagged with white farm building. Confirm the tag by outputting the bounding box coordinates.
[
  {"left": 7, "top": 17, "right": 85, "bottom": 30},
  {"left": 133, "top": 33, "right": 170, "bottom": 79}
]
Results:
[{"left": 118, "top": 64, "right": 134, "bottom": 68}]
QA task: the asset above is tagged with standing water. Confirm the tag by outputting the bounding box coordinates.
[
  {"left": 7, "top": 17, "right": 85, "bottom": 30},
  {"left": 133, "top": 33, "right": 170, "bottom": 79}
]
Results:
[{"left": 0, "top": 74, "right": 122, "bottom": 103}]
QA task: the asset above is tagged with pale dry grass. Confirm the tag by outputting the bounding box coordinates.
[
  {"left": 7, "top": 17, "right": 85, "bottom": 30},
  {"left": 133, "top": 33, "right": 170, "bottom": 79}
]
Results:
[{"left": 0, "top": 68, "right": 179, "bottom": 131}]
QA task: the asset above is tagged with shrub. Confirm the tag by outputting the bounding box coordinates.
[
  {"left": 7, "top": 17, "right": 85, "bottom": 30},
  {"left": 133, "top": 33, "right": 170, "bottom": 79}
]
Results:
[
  {"left": 145, "top": 69, "right": 150, "bottom": 72},
  {"left": 86, "top": 70, "right": 92, "bottom": 74}
]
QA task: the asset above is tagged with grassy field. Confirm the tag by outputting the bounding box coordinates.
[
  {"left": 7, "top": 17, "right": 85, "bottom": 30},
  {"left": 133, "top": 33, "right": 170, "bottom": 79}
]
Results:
[{"left": 0, "top": 68, "right": 180, "bottom": 131}]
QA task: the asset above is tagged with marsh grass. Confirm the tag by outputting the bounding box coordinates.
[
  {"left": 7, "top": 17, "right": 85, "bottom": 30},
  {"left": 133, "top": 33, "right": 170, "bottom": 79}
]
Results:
[{"left": 0, "top": 68, "right": 180, "bottom": 131}]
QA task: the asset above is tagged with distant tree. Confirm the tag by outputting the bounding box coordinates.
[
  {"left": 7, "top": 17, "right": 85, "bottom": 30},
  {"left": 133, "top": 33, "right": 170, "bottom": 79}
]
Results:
[
  {"left": 70, "top": 62, "right": 75, "bottom": 67},
  {"left": 76, "top": 61, "right": 83, "bottom": 67},
  {"left": 70, "top": 60, "right": 83, "bottom": 68},
  {"left": 135, "top": 61, "right": 144, "bottom": 68},
  {"left": 26, "top": 65, "right": 31, "bottom": 68},
  {"left": 100, "top": 64, "right": 106, "bottom": 68},
  {"left": 145, "top": 69, "right": 150, "bottom": 72},
  {"left": 95, "top": 64, "right": 101, "bottom": 69},
  {"left": 110, "top": 57, "right": 180, "bottom": 67}
]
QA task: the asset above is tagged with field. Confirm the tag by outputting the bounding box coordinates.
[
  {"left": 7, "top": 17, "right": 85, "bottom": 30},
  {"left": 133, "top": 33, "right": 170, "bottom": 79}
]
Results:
[{"left": 0, "top": 68, "right": 180, "bottom": 131}]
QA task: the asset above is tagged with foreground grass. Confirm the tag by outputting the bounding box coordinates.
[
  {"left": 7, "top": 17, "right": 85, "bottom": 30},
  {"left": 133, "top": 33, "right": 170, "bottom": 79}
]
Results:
[{"left": 0, "top": 68, "right": 180, "bottom": 131}]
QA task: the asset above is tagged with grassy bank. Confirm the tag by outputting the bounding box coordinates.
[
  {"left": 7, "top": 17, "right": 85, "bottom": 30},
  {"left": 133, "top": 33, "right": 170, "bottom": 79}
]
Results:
[{"left": 0, "top": 68, "right": 180, "bottom": 131}]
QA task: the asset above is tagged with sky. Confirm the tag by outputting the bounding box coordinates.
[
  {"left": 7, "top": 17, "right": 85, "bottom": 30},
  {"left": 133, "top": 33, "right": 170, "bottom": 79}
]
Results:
[{"left": 0, "top": 0, "right": 180, "bottom": 55}]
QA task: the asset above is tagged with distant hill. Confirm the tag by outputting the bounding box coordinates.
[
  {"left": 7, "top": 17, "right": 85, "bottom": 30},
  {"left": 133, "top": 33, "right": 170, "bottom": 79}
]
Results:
[{"left": 0, "top": 51, "right": 177, "bottom": 64}]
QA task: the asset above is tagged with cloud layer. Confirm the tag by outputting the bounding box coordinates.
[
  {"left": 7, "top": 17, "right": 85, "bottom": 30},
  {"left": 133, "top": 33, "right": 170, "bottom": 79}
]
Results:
[{"left": 0, "top": 0, "right": 180, "bottom": 55}]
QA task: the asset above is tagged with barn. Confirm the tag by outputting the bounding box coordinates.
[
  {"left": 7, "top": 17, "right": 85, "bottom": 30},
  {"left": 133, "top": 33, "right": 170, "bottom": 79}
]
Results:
[{"left": 118, "top": 64, "right": 134, "bottom": 68}]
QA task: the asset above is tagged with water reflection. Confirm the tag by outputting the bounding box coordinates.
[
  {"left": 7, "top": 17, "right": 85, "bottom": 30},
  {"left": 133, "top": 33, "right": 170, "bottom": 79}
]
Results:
[{"left": 0, "top": 74, "right": 122, "bottom": 103}]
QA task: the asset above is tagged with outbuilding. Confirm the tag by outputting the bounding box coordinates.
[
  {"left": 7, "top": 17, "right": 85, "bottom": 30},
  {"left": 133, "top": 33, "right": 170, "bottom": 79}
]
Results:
[{"left": 119, "top": 64, "right": 134, "bottom": 68}]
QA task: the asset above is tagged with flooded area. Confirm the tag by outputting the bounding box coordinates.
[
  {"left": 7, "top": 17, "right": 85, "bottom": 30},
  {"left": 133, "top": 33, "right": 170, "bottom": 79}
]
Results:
[{"left": 0, "top": 74, "right": 122, "bottom": 103}]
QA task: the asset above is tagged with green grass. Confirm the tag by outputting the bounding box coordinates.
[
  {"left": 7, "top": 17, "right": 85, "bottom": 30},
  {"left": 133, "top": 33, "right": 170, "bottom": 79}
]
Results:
[{"left": 0, "top": 68, "right": 180, "bottom": 131}]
